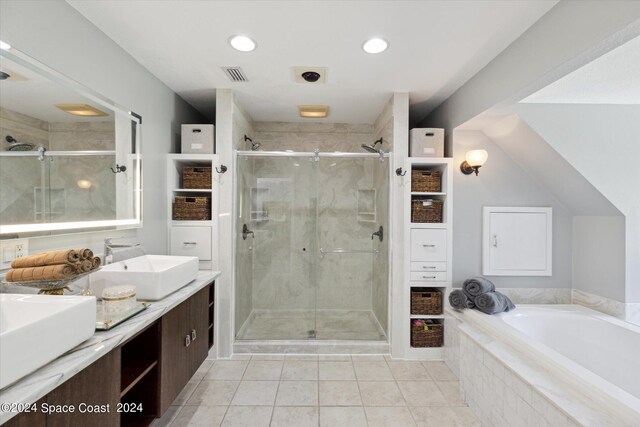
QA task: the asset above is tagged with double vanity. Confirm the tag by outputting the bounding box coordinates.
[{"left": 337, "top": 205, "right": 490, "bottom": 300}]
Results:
[{"left": 0, "top": 256, "right": 219, "bottom": 427}]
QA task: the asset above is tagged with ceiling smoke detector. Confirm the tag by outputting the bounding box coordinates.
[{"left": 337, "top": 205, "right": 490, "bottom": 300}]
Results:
[{"left": 293, "top": 67, "right": 327, "bottom": 84}]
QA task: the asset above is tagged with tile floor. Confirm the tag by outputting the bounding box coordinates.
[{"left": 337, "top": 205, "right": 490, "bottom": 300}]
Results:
[
  {"left": 152, "top": 355, "right": 480, "bottom": 427},
  {"left": 236, "top": 310, "right": 387, "bottom": 341}
]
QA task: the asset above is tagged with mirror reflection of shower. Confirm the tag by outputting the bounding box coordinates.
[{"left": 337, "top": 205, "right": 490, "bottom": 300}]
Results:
[
  {"left": 244, "top": 134, "right": 261, "bottom": 151},
  {"left": 5, "top": 135, "right": 35, "bottom": 151},
  {"left": 361, "top": 138, "right": 384, "bottom": 154}
]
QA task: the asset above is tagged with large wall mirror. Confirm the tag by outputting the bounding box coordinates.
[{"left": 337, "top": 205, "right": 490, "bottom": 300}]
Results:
[{"left": 0, "top": 46, "right": 142, "bottom": 238}]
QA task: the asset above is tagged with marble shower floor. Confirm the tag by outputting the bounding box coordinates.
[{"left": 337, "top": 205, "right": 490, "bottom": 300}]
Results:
[{"left": 236, "top": 310, "right": 387, "bottom": 341}]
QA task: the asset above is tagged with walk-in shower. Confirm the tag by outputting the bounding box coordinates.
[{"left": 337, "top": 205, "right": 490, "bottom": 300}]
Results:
[{"left": 234, "top": 150, "right": 390, "bottom": 342}]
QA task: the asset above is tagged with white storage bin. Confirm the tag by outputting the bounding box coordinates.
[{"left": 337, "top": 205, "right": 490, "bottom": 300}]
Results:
[
  {"left": 410, "top": 128, "right": 444, "bottom": 157},
  {"left": 182, "top": 124, "right": 215, "bottom": 154}
]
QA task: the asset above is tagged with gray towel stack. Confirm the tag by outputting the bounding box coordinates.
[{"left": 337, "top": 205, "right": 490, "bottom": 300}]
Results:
[
  {"left": 474, "top": 291, "right": 515, "bottom": 314},
  {"left": 448, "top": 276, "right": 515, "bottom": 315},
  {"left": 448, "top": 289, "right": 475, "bottom": 310}
]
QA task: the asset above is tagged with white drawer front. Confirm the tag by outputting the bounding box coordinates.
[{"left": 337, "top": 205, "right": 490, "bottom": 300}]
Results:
[
  {"left": 410, "top": 229, "right": 447, "bottom": 262},
  {"left": 411, "top": 262, "right": 447, "bottom": 272},
  {"left": 170, "top": 226, "right": 212, "bottom": 261},
  {"left": 410, "top": 271, "right": 447, "bottom": 282}
]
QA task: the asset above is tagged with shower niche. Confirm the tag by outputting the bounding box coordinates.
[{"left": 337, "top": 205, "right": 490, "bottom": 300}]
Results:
[{"left": 357, "top": 189, "right": 376, "bottom": 223}]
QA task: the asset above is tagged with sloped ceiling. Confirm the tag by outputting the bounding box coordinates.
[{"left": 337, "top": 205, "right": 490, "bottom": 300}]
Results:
[{"left": 480, "top": 114, "right": 621, "bottom": 216}]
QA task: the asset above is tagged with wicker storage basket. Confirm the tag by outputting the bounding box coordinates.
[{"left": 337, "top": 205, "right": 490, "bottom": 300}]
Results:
[
  {"left": 182, "top": 167, "right": 212, "bottom": 189},
  {"left": 411, "top": 287, "right": 442, "bottom": 315},
  {"left": 173, "top": 195, "right": 211, "bottom": 220},
  {"left": 411, "top": 319, "right": 444, "bottom": 348},
  {"left": 411, "top": 169, "right": 441, "bottom": 192},
  {"left": 411, "top": 198, "right": 443, "bottom": 223}
]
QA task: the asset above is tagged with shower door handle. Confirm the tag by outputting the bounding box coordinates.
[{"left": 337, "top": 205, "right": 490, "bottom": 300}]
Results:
[{"left": 242, "top": 224, "right": 254, "bottom": 240}]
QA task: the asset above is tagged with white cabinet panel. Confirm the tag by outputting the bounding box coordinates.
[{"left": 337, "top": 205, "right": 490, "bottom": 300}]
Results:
[
  {"left": 410, "top": 229, "right": 447, "bottom": 262},
  {"left": 170, "top": 226, "right": 212, "bottom": 260},
  {"left": 410, "top": 271, "right": 447, "bottom": 281},
  {"left": 482, "top": 207, "right": 552, "bottom": 276},
  {"left": 410, "top": 261, "right": 447, "bottom": 272}
]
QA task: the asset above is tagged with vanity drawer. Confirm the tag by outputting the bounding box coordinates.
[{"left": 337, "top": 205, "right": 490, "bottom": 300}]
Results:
[
  {"left": 410, "top": 229, "right": 447, "bottom": 262},
  {"left": 170, "top": 226, "right": 211, "bottom": 260},
  {"left": 411, "top": 261, "right": 447, "bottom": 272},
  {"left": 410, "top": 271, "right": 447, "bottom": 282}
]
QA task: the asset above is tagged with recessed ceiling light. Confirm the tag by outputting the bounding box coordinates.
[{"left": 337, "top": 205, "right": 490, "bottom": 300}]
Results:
[
  {"left": 362, "top": 38, "right": 388, "bottom": 54},
  {"left": 228, "top": 35, "right": 256, "bottom": 52},
  {"left": 298, "top": 105, "right": 329, "bottom": 119},
  {"left": 0, "top": 40, "right": 11, "bottom": 50},
  {"left": 55, "top": 104, "right": 108, "bottom": 117}
]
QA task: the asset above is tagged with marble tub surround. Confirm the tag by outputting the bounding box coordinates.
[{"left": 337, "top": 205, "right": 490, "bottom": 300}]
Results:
[
  {"left": 572, "top": 289, "right": 640, "bottom": 325},
  {"left": 152, "top": 354, "right": 480, "bottom": 427},
  {"left": 494, "top": 287, "right": 571, "bottom": 304},
  {"left": 448, "top": 307, "right": 640, "bottom": 426},
  {"left": 0, "top": 271, "right": 219, "bottom": 425}
]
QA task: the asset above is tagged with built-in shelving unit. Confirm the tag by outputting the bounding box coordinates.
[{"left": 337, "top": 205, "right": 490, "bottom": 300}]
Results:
[
  {"left": 166, "top": 154, "right": 220, "bottom": 270},
  {"left": 403, "top": 157, "right": 453, "bottom": 360},
  {"left": 119, "top": 321, "right": 160, "bottom": 426}
]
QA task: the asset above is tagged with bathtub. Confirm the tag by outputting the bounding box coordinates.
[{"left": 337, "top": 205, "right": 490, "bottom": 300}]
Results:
[{"left": 449, "top": 304, "right": 640, "bottom": 426}]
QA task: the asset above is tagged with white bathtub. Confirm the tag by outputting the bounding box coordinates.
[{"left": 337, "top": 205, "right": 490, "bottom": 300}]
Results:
[{"left": 453, "top": 304, "right": 640, "bottom": 425}]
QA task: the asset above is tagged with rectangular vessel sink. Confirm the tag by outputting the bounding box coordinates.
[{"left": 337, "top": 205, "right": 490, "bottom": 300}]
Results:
[
  {"left": 90, "top": 255, "right": 199, "bottom": 301},
  {"left": 0, "top": 294, "right": 96, "bottom": 389}
]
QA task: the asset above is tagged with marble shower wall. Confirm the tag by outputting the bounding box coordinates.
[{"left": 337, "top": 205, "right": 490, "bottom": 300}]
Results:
[
  {"left": 315, "top": 157, "right": 376, "bottom": 311},
  {"left": 233, "top": 103, "right": 256, "bottom": 335},
  {"left": 0, "top": 108, "right": 116, "bottom": 224},
  {"left": 253, "top": 122, "right": 376, "bottom": 152},
  {"left": 371, "top": 100, "right": 393, "bottom": 334},
  {"left": 250, "top": 156, "right": 317, "bottom": 313}
]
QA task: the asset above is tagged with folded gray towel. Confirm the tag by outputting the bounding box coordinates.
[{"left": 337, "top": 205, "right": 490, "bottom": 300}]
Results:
[
  {"left": 463, "top": 276, "right": 496, "bottom": 298},
  {"left": 448, "top": 289, "right": 475, "bottom": 310},
  {"left": 474, "top": 291, "right": 515, "bottom": 315}
]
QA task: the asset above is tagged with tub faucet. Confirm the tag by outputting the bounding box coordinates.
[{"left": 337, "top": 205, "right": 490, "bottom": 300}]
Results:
[{"left": 104, "top": 238, "right": 140, "bottom": 264}]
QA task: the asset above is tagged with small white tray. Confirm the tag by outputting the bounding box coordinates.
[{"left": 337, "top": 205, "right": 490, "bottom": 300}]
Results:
[{"left": 96, "top": 301, "right": 150, "bottom": 330}]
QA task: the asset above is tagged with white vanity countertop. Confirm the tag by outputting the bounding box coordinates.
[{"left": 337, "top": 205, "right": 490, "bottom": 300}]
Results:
[{"left": 0, "top": 270, "right": 220, "bottom": 424}]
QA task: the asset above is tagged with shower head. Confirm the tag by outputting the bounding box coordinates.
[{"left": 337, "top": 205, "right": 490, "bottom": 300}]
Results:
[
  {"left": 5, "top": 135, "right": 35, "bottom": 151},
  {"left": 361, "top": 144, "right": 378, "bottom": 153},
  {"left": 244, "top": 134, "right": 261, "bottom": 151},
  {"left": 7, "top": 143, "right": 35, "bottom": 151},
  {"left": 361, "top": 138, "right": 384, "bottom": 153}
]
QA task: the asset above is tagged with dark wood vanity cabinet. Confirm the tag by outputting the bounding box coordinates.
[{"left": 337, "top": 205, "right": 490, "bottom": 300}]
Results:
[
  {"left": 3, "top": 352, "right": 120, "bottom": 427},
  {"left": 159, "top": 286, "right": 209, "bottom": 414},
  {"left": 3, "top": 281, "right": 215, "bottom": 427}
]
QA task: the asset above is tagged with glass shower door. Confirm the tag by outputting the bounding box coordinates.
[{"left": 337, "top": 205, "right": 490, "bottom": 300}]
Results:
[{"left": 235, "top": 154, "right": 318, "bottom": 340}]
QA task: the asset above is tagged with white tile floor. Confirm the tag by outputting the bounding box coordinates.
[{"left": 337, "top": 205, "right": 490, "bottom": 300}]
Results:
[{"left": 152, "top": 355, "right": 480, "bottom": 427}]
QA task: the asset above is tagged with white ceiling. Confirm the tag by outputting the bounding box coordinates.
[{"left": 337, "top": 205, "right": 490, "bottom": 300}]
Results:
[
  {"left": 521, "top": 35, "right": 640, "bottom": 104},
  {"left": 0, "top": 56, "right": 113, "bottom": 123},
  {"left": 67, "top": 0, "right": 556, "bottom": 124}
]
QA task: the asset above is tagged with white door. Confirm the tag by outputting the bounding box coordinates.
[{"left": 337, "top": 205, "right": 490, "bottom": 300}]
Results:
[{"left": 483, "top": 207, "right": 552, "bottom": 276}]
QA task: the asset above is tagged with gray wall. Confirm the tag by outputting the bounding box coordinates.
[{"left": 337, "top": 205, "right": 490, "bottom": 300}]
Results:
[
  {"left": 418, "top": 2, "right": 640, "bottom": 301},
  {"left": 0, "top": 0, "right": 206, "bottom": 255},
  {"left": 573, "top": 216, "right": 626, "bottom": 301},
  {"left": 514, "top": 103, "right": 640, "bottom": 302},
  {"left": 452, "top": 130, "right": 572, "bottom": 289}
]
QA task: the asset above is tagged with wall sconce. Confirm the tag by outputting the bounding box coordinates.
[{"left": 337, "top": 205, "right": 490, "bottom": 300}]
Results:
[
  {"left": 460, "top": 150, "right": 488, "bottom": 176},
  {"left": 77, "top": 180, "right": 92, "bottom": 189}
]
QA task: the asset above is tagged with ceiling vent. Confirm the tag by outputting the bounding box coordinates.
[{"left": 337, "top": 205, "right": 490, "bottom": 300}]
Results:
[
  {"left": 293, "top": 67, "right": 327, "bottom": 84},
  {"left": 222, "top": 67, "right": 248, "bottom": 82}
]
